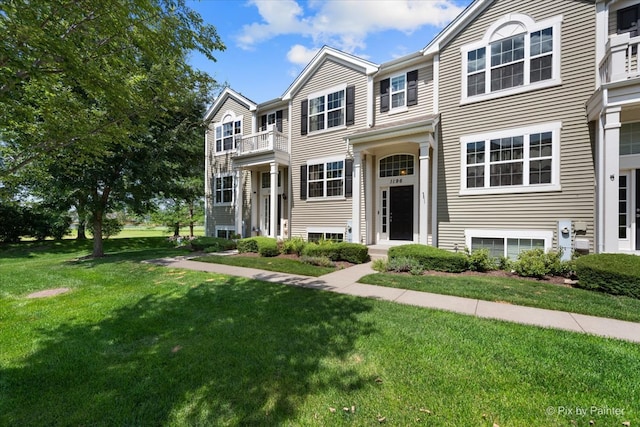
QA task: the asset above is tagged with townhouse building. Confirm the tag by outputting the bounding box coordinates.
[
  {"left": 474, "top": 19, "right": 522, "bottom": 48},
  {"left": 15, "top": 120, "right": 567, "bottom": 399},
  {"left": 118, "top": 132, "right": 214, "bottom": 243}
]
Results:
[{"left": 204, "top": 0, "right": 640, "bottom": 257}]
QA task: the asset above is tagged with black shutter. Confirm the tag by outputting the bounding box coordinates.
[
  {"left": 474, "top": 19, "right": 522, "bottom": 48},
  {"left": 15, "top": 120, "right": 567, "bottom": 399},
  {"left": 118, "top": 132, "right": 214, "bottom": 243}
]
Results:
[
  {"left": 380, "top": 78, "right": 390, "bottom": 112},
  {"left": 276, "top": 110, "right": 283, "bottom": 132},
  {"left": 300, "top": 100, "right": 308, "bottom": 135},
  {"left": 300, "top": 164, "right": 307, "bottom": 200},
  {"left": 345, "top": 85, "right": 355, "bottom": 126},
  {"left": 345, "top": 158, "right": 353, "bottom": 198},
  {"left": 407, "top": 70, "right": 418, "bottom": 106},
  {"left": 260, "top": 114, "right": 267, "bottom": 131}
]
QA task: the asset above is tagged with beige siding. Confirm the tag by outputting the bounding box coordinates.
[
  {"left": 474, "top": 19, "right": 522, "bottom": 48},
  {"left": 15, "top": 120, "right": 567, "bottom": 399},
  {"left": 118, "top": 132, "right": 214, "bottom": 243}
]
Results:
[
  {"left": 373, "top": 62, "right": 434, "bottom": 127},
  {"left": 437, "top": 0, "right": 596, "bottom": 251},
  {"left": 290, "top": 59, "right": 369, "bottom": 239}
]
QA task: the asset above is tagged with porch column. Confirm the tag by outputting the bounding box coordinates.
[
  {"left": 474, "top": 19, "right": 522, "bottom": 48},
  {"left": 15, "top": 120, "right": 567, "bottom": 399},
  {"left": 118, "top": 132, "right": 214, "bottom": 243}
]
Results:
[
  {"left": 364, "top": 153, "right": 374, "bottom": 245},
  {"left": 419, "top": 139, "right": 431, "bottom": 245},
  {"left": 351, "top": 151, "right": 362, "bottom": 243},
  {"left": 270, "top": 162, "right": 278, "bottom": 238},
  {"left": 235, "top": 169, "right": 243, "bottom": 237},
  {"left": 602, "top": 106, "right": 621, "bottom": 253}
]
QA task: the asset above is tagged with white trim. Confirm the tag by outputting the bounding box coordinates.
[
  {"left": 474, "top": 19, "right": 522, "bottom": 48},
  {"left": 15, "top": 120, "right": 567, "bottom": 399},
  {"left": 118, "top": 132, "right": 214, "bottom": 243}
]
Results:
[
  {"left": 460, "top": 14, "right": 563, "bottom": 104},
  {"left": 389, "top": 73, "right": 407, "bottom": 111},
  {"left": 306, "top": 227, "right": 346, "bottom": 242},
  {"left": 465, "top": 228, "right": 554, "bottom": 255},
  {"left": 213, "top": 111, "right": 243, "bottom": 155},
  {"left": 203, "top": 87, "right": 256, "bottom": 122},
  {"left": 213, "top": 172, "right": 234, "bottom": 207},
  {"left": 214, "top": 225, "right": 236, "bottom": 239},
  {"left": 306, "top": 155, "right": 347, "bottom": 200},
  {"left": 433, "top": 53, "right": 440, "bottom": 113},
  {"left": 460, "top": 121, "right": 562, "bottom": 195},
  {"left": 307, "top": 83, "right": 348, "bottom": 134}
]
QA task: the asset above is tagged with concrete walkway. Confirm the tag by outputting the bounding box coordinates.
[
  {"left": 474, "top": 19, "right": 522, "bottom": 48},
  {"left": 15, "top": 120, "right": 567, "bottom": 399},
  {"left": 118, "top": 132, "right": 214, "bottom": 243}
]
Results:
[{"left": 146, "top": 256, "right": 640, "bottom": 344}]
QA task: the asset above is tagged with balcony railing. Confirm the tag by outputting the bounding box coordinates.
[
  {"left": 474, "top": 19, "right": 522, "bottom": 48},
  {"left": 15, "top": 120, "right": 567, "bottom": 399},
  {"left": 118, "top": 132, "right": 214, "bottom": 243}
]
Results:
[
  {"left": 235, "top": 128, "right": 288, "bottom": 156},
  {"left": 599, "top": 33, "right": 640, "bottom": 84}
]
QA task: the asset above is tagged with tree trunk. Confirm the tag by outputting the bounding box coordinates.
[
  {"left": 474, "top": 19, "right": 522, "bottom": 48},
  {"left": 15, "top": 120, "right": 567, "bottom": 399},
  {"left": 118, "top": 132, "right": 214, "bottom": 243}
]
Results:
[
  {"left": 173, "top": 222, "right": 180, "bottom": 237},
  {"left": 77, "top": 218, "right": 87, "bottom": 240},
  {"left": 188, "top": 201, "right": 194, "bottom": 237},
  {"left": 92, "top": 212, "right": 104, "bottom": 257}
]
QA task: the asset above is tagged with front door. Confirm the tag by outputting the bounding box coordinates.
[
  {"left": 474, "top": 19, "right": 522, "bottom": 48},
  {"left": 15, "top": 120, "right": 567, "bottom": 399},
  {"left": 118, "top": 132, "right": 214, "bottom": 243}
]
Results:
[{"left": 389, "top": 185, "right": 413, "bottom": 240}]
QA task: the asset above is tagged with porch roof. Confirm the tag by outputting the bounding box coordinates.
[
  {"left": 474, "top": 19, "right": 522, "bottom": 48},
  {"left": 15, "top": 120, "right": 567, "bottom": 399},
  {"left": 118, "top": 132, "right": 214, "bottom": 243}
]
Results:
[{"left": 346, "top": 114, "right": 439, "bottom": 145}]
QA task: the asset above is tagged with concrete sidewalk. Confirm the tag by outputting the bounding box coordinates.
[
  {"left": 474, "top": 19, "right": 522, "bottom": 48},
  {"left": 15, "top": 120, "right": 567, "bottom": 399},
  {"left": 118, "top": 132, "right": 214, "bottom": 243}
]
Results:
[{"left": 146, "top": 256, "right": 640, "bottom": 344}]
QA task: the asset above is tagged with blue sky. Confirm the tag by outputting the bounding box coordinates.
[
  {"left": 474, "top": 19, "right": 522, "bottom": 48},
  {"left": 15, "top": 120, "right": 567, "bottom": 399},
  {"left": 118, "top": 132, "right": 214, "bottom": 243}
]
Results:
[{"left": 186, "top": 0, "right": 472, "bottom": 104}]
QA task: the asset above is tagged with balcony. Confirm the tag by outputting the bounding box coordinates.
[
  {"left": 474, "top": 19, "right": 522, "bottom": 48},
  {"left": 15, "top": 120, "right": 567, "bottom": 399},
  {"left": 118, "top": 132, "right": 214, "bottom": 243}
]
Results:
[
  {"left": 599, "top": 33, "right": 640, "bottom": 85},
  {"left": 233, "top": 128, "right": 289, "bottom": 166}
]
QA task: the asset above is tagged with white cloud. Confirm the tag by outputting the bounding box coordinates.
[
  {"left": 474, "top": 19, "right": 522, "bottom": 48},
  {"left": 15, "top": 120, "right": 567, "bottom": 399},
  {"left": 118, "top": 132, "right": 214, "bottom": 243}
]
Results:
[
  {"left": 286, "top": 44, "right": 320, "bottom": 66},
  {"left": 237, "top": 0, "right": 465, "bottom": 54}
]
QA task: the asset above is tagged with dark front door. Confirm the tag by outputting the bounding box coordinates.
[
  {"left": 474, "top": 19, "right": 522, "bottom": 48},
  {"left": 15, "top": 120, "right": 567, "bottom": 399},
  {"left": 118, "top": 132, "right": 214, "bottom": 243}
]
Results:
[
  {"left": 636, "top": 170, "right": 640, "bottom": 250},
  {"left": 389, "top": 185, "right": 413, "bottom": 240}
]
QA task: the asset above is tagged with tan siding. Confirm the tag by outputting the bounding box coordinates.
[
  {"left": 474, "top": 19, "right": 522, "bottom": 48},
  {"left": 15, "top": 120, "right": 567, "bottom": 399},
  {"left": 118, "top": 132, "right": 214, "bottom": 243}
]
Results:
[
  {"left": 290, "top": 59, "right": 369, "bottom": 239},
  {"left": 373, "top": 62, "right": 434, "bottom": 127},
  {"left": 437, "top": 0, "right": 596, "bottom": 251}
]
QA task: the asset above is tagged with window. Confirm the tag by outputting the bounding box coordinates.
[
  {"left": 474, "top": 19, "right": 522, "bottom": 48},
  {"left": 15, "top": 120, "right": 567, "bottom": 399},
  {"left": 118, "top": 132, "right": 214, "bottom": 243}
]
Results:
[
  {"left": 216, "top": 227, "right": 235, "bottom": 239},
  {"left": 466, "top": 229, "right": 551, "bottom": 259},
  {"left": 380, "top": 70, "right": 418, "bottom": 112},
  {"left": 461, "top": 122, "right": 560, "bottom": 194},
  {"left": 260, "top": 110, "right": 283, "bottom": 132},
  {"left": 391, "top": 74, "right": 406, "bottom": 109},
  {"left": 307, "top": 231, "right": 344, "bottom": 242},
  {"left": 618, "top": 4, "right": 640, "bottom": 37},
  {"left": 214, "top": 118, "right": 242, "bottom": 152},
  {"left": 309, "top": 89, "right": 344, "bottom": 132},
  {"left": 620, "top": 122, "right": 640, "bottom": 155},
  {"left": 462, "top": 15, "right": 561, "bottom": 102},
  {"left": 261, "top": 171, "right": 281, "bottom": 188},
  {"left": 214, "top": 175, "right": 233, "bottom": 204},
  {"left": 619, "top": 175, "right": 629, "bottom": 239},
  {"left": 307, "top": 160, "right": 344, "bottom": 198},
  {"left": 379, "top": 154, "right": 415, "bottom": 177}
]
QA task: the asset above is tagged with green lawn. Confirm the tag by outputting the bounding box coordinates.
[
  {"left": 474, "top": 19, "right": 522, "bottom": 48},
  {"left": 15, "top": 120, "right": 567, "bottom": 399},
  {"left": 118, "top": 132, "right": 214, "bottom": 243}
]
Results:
[
  {"left": 359, "top": 272, "right": 640, "bottom": 323},
  {"left": 1, "top": 239, "right": 638, "bottom": 426},
  {"left": 194, "top": 254, "right": 336, "bottom": 277}
]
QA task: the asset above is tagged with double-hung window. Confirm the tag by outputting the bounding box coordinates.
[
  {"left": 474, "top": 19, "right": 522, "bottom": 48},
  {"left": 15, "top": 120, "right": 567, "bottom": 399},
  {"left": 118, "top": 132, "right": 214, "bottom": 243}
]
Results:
[
  {"left": 390, "top": 74, "right": 406, "bottom": 109},
  {"left": 215, "top": 119, "right": 242, "bottom": 152},
  {"left": 307, "top": 158, "right": 344, "bottom": 199},
  {"left": 461, "top": 122, "right": 561, "bottom": 194},
  {"left": 309, "top": 88, "right": 345, "bottom": 132},
  {"left": 462, "top": 14, "right": 561, "bottom": 102},
  {"left": 214, "top": 175, "right": 233, "bottom": 204},
  {"left": 466, "top": 229, "right": 552, "bottom": 259}
]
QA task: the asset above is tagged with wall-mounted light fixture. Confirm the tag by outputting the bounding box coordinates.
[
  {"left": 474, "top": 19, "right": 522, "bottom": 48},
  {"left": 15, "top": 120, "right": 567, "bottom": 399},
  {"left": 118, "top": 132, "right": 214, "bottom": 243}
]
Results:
[{"left": 610, "top": 174, "right": 615, "bottom": 181}]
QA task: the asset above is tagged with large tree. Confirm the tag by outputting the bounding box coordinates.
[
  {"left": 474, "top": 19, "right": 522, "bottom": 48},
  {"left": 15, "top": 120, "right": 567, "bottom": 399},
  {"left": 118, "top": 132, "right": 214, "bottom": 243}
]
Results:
[{"left": 0, "top": 0, "right": 224, "bottom": 256}]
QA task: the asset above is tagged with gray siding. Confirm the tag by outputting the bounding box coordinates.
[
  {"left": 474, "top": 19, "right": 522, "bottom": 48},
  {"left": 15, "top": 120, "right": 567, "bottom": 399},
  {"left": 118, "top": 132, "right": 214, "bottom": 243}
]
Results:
[
  {"left": 437, "top": 0, "right": 596, "bottom": 251},
  {"left": 290, "top": 59, "right": 369, "bottom": 239},
  {"left": 374, "top": 62, "right": 434, "bottom": 127}
]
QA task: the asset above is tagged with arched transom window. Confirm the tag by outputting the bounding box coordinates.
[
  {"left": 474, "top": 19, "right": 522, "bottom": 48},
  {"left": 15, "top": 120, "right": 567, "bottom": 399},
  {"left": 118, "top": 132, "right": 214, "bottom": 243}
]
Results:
[{"left": 379, "top": 154, "right": 414, "bottom": 178}]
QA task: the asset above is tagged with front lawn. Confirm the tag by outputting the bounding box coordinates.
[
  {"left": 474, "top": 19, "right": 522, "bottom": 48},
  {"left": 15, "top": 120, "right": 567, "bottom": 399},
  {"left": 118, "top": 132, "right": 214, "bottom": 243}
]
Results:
[
  {"left": 359, "top": 272, "right": 640, "bottom": 323},
  {"left": 1, "top": 239, "right": 638, "bottom": 425},
  {"left": 194, "top": 254, "right": 337, "bottom": 277}
]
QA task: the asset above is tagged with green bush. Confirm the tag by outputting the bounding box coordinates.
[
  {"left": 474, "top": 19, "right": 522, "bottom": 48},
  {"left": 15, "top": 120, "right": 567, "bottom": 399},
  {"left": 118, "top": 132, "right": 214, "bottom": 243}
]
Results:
[
  {"left": 258, "top": 239, "right": 279, "bottom": 257},
  {"left": 282, "top": 236, "right": 306, "bottom": 255},
  {"left": 388, "top": 244, "right": 468, "bottom": 273},
  {"left": 497, "top": 256, "right": 513, "bottom": 271},
  {"left": 300, "top": 255, "right": 334, "bottom": 267},
  {"left": 237, "top": 238, "right": 259, "bottom": 253},
  {"left": 387, "top": 256, "right": 422, "bottom": 273},
  {"left": 190, "top": 237, "right": 236, "bottom": 252},
  {"left": 238, "top": 237, "right": 279, "bottom": 256},
  {"left": 371, "top": 258, "right": 388, "bottom": 273},
  {"left": 301, "top": 241, "right": 369, "bottom": 264},
  {"left": 512, "top": 249, "right": 572, "bottom": 279},
  {"left": 302, "top": 242, "right": 339, "bottom": 260},
  {"left": 574, "top": 254, "right": 640, "bottom": 299},
  {"left": 466, "top": 248, "right": 496, "bottom": 272}
]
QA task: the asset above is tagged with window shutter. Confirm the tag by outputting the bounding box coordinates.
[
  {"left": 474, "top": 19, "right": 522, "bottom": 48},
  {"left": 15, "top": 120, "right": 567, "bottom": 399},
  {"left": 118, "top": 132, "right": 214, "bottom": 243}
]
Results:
[
  {"left": 300, "top": 100, "right": 308, "bottom": 135},
  {"left": 407, "top": 70, "right": 418, "bottom": 106},
  {"left": 380, "top": 78, "right": 390, "bottom": 113},
  {"left": 276, "top": 110, "right": 283, "bottom": 132},
  {"left": 345, "top": 158, "right": 353, "bottom": 198},
  {"left": 260, "top": 114, "right": 267, "bottom": 131},
  {"left": 300, "top": 164, "right": 307, "bottom": 200},
  {"left": 346, "top": 85, "right": 355, "bottom": 126}
]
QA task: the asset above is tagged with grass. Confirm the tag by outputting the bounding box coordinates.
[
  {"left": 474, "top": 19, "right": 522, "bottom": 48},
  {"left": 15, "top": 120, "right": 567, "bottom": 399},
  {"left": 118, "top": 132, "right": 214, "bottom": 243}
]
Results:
[
  {"left": 0, "top": 238, "right": 638, "bottom": 425},
  {"left": 359, "top": 272, "right": 640, "bottom": 323},
  {"left": 116, "top": 225, "right": 205, "bottom": 239},
  {"left": 194, "top": 254, "right": 336, "bottom": 277}
]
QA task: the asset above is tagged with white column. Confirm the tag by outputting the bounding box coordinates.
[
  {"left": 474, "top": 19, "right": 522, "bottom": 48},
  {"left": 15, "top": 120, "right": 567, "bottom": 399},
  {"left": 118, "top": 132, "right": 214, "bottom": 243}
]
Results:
[
  {"left": 235, "top": 169, "right": 243, "bottom": 237},
  {"left": 270, "top": 162, "right": 278, "bottom": 238},
  {"left": 250, "top": 171, "right": 258, "bottom": 237},
  {"left": 602, "top": 106, "right": 621, "bottom": 253},
  {"left": 419, "top": 140, "right": 431, "bottom": 245},
  {"left": 351, "top": 151, "right": 362, "bottom": 243},
  {"left": 365, "top": 153, "right": 374, "bottom": 245}
]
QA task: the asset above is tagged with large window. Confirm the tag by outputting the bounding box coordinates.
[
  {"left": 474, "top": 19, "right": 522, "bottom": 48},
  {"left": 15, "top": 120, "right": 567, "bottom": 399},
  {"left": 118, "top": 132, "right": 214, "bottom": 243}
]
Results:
[
  {"left": 390, "top": 74, "right": 406, "bottom": 109},
  {"left": 309, "top": 88, "right": 345, "bottom": 132},
  {"left": 214, "top": 175, "right": 233, "bottom": 204},
  {"left": 379, "top": 154, "right": 415, "bottom": 177},
  {"left": 466, "top": 229, "right": 551, "bottom": 259},
  {"left": 462, "top": 14, "right": 560, "bottom": 102},
  {"left": 618, "top": 4, "right": 640, "bottom": 36},
  {"left": 307, "top": 229, "right": 344, "bottom": 242},
  {"left": 620, "top": 122, "right": 640, "bottom": 155},
  {"left": 308, "top": 159, "right": 344, "bottom": 198},
  {"left": 215, "top": 118, "right": 242, "bottom": 152},
  {"left": 461, "top": 122, "right": 560, "bottom": 194}
]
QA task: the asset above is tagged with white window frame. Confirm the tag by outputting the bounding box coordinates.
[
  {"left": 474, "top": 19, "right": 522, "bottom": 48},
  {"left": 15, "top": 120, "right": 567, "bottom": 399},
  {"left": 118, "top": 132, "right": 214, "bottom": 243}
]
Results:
[
  {"left": 460, "top": 122, "right": 561, "bottom": 195},
  {"left": 307, "top": 84, "right": 347, "bottom": 134},
  {"left": 460, "top": 14, "right": 562, "bottom": 104},
  {"left": 213, "top": 173, "right": 234, "bottom": 206},
  {"left": 306, "top": 155, "right": 346, "bottom": 200},
  {"left": 465, "top": 229, "right": 554, "bottom": 259},
  {"left": 214, "top": 111, "right": 242, "bottom": 154},
  {"left": 390, "top": 73, "right": 407, "bottom": 111},
  {"left": 306, "top": 227, "right": 345, "bottom": 242},
  {"left": 215, "top": 225, "right": 235, "bottom": 239}
]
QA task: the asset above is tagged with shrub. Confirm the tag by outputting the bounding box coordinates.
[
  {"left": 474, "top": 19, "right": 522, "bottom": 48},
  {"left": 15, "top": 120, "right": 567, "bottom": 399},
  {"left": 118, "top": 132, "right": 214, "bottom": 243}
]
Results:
[
  {"left": 336, "top": 242, "right": 370, "bottom": 264},
  {"left": 282, "top": 236, "right": 306, "bottom": 255},
  {"left": 302, "top": 242, "right": 339, "bottom": 260},
  {"left": 513, "top": 249, "right": 548, "bottom": 278},
  {"left": 388, "top": 244, "right": 468, "bottom": 273},
  {"left": 237, "top": 238, "right": 259, "bottom": 253},
  {"left": 238, "top": 237, "right": 279, "bottom": 256},
  {"left": 466, "top": 248, "right": 497, "bottom": 272},
  {"left": 497, "top": 256, "right": 513, "bottom": 271},
  {"left": 574, "top": 254, "right": 640, "bottom": 299},
  {"left": 190, "top": 237, "right": 236, "bottom": 252},
  {"left": 371, "top": 258, "right": 388, "bottom": 273},
  {"left": 300, "top": 255, "right": 335, "bottom": 268},
  {"left": 258, "top": 239, "right": 279, "bottom": 257}
]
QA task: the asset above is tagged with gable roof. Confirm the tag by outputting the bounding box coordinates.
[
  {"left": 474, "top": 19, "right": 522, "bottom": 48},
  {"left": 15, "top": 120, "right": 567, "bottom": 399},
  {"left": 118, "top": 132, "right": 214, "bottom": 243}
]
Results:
[
  {"left": 281, "top": 46, "right": 379, "bottom": 101},
  {"left": 203, "top": 87, "right": 257, "bottom": 122}
]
